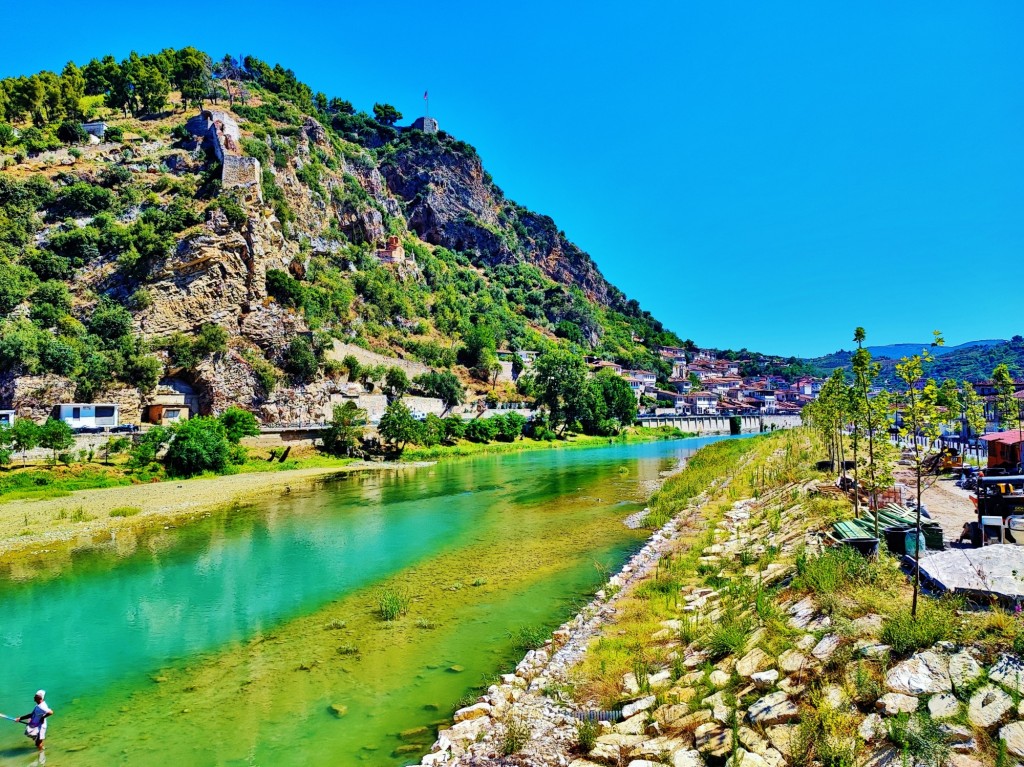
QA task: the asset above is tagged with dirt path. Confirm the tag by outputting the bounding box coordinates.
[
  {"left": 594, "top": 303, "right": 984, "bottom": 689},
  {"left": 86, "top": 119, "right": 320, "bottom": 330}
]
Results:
[
  {"left": 921, "top": 476, "right": 975, "bottom": 542},
  {"left": 0, "top": 461, "right": 432, "bottom": 559}
]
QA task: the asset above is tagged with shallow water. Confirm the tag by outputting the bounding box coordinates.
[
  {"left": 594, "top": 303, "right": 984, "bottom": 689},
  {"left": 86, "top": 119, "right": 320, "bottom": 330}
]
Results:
[{"left": 0, "top": 436, "right": 733, "bottom": 766}]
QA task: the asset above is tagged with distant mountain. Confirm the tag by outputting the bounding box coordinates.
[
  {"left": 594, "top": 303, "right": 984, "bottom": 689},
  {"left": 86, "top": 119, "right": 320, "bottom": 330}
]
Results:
[
  {"left": 863, "top": 339, "right": 1005, "bottom": 360},
  {"left": 807, "top": 338, "right": 1024, "bottom": 385}
]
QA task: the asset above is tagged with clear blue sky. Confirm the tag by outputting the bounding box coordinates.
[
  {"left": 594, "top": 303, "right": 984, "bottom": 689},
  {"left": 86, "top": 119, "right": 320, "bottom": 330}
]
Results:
[{"left": 3, "top": 1, "right": 1022, "bottom": 357}]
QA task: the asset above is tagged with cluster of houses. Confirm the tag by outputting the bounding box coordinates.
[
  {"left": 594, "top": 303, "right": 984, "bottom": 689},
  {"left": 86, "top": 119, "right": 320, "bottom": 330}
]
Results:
[
  {"left": 587, "top": 347, "right": 821, "bottom": 417},
  {"left": 0, "top": 385, "right": 193, "bottom": 434}
]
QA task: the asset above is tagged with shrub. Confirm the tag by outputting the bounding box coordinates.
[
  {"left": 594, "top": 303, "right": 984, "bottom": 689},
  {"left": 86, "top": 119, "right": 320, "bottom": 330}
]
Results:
[
  {"left": 266, "top": 268, "right": 305, "bottom": 308},
  {"left": 283, "top": 336, "right": 318, "bottom": 383},
  {"left": 219, "top": 407, "right": 260, "bottom": 444},
  {"left": 705, "top": 613, "right": 752, "bottom": 661},
  {"left": 163, "top": 417, "right": 230, "bottom": 478},
  {"left": 885, "top": 713, "right": 950, "bottom": 767},
  {"left": 109, "top": 506, "right": 141, "bottom": 518},
  {"left": 57, "top": 120, "right": 89, "bottom": 145},
  {"left": 53, "top": 182, "right": 114, "bottom": 217},
  {"left": 501, "top": 715, "right": 530, "bottom": 756},
  {"left": 88, "top": 301, "right": 133, "bottom": 344},
  {"left": 104, "top": 125, "right": 124, "bottom": 143},
  {"left": 576, "top": 719, "right": 599, "bottom": 753},
  {"left": 793, "top": 546, "right": 870, "bottom": 596}
]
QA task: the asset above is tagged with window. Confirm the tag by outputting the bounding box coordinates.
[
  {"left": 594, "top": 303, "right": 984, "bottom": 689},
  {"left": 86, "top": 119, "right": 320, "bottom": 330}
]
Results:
[
  {"left": 72, "top": 407, "right": 81, "bottom": 419},
  {"left": 96, "top": 406, "right": 115, "bottom": 418},
  {"left": 165, "top": 410, "right": 180, "bottom": 419}
]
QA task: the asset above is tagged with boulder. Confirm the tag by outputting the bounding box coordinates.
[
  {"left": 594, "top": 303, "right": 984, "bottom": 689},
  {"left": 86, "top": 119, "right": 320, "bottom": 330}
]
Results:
[
  {"left": 747, "top": 692, "right": 799, "bottom": 726},
  {"left": 967, "top": 685, "right": 1013, "bottom": 730},
  {"left": 616, "top": 713, "right": 648, "bottom": 735},
  {"left": 778, "top": 649, "right": 809, "bottom": 673},
  {"left": 751, "top": 669, "right": 779, "bottom": 690},
  {"left": 709, "top": 669, "right": 731, "bottom": 688},
  {"left": 453, "top": 702, "right": 491, "bottom": 722},
  {"left": 694, "top": 722, "right": 733, "bottom": 758},
  {"left": 765, "top": 724, "right": 796, "bottom": 758},
  {"left": 876, "top": 693, "right": 919, "bottom": 716},
  {"left": 999, "top": 720, "right": 1024, "bottom": 759},
  {"left": 949, "top": 650, "right": 983, "bottom": 690},
  {"left": 851, "top": 613, "right": 885, "bottom": 635},
  {"left": 623, "top": 696, "right": 657, "bottom": 719},
  {"left": 884, "top": 651, "right": 951, "bottom": 695},
  {"left": 988, "top": 654, "right": 1024, "bottom": 694},
  {"left": 654, "top": 704, "right": 691, "bottom": 729},
  {"left": 927, "top": 692, "right": 960, "bottom": 720},
  {"left": 670, "top": 751, "right": 705, "bottom": 767},
  {"left": 858, "top": 713, "right": 885, "bottom": 742},
  {"left": 811, "top": 634, "right": 841, "bottom": 661},
  {"left": 736, "top": 648, "right": 771, "bottom": 678}
]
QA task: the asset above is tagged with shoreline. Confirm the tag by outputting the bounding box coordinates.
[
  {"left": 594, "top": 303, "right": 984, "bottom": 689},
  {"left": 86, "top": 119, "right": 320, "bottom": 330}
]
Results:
[
  {"left": 415, "top": 455, "right": 731, "bottom": 765},
  {"left": 0, "top": 460, "right": 433, "bottom": 562},
  {"left": 0, "top": 428, "right": 695, "bottom": 563}
]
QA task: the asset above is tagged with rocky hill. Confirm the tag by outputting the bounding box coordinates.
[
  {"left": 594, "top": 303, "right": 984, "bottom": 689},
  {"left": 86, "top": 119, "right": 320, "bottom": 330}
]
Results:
[{"left": 0, "top": 49, "right": 679, "bottom": 424}]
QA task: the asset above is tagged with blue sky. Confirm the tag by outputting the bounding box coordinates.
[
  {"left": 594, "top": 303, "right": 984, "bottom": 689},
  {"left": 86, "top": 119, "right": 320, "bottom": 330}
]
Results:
[{"left": 2, "top": 1, "right": 1022, "bottom": 357}]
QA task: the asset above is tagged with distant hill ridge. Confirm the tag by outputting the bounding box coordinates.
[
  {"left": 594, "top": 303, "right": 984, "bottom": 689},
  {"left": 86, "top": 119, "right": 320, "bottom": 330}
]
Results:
[{"left": 862, "top": 339, "right": 1005, "bottom": 359}]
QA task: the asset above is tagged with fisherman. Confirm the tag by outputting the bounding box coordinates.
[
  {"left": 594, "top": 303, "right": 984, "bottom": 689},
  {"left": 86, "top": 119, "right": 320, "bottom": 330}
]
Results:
[{"left": 17, "top": 691, "right": 52, "bottom": 751}]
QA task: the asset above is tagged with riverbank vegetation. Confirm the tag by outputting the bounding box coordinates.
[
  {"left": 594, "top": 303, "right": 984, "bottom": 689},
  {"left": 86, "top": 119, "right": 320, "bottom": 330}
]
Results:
[{"left": 557, "top": 424, "right": 1024, "bottom": 767}]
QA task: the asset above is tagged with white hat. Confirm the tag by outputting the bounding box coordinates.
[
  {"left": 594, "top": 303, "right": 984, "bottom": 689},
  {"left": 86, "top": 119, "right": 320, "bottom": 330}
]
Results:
[{"left": 35, "top": 690, "right": 45, "bottom": 699}]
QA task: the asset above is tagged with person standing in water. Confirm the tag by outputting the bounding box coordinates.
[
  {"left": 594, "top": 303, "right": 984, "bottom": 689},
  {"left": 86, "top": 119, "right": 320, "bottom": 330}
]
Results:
[{"left": 17, "top": 691, "right": 53, "bottom": 750}]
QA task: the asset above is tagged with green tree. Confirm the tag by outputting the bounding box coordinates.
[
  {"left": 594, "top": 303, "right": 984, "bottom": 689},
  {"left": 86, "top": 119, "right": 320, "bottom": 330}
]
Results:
[
  {"left": 128, "top": 426, "right": 170, "bottom": 468},
  {"left": 413, "top": 371, "right": 465, "bottom": 415},
  {"left": 340, "top": 354, "right": 362, "bottom": 381},
  {"left": 852, "top": 327, "right": 883, "bottom": 526},
  {"left": 0, "top": 424, "right": 12, "bottom": 465},
  {"left": 10, "top": 418, "right": 39, "bottom": 464},
  {"left": 218, "top": 407, "right": 260, "bottom": 444},
  {"left": 322, "top": 401, "right": 367, "bottom": 456},
  {"left": 443, "top": 415, "right": 467, "bottom": 442},
  {"left": 103, "top": 435, "right": 131, "bottom": 465},
  {"left": 283, "top": 336, "right": 318, "bottom": 383},
  {"left": 894, "top": 332, "right": 944, "bottom": 618},
  {"left": 39, "top": 417, "right": 74, "bottom": 464},
  {"left": 493, "top": 412, "right": 526, "bottom": 442},
  {"left": 533, "top": 348, "right": 589, "bottom": 434},
  {"left": 378, "top": 400, "right": 418, "bottom": 452},
  {"left": 372, "top": 103, "right": 402, "bottom": 125},
  {"left": 464, "top": 418, "right": 498, "bottom": 443},
  {"left": 992, "top": 363, "right": 1020, "bottom": 431},
  {"left": 383, "top": 367, "right": 409, "bottom": 401},
  {"left": 962, "top": 381, "right": 986, "bottom": 455},
  {"left": 164, "top": 417, "right": 230, "bottom": 477},
  {"left": 136, "top": 61, "right": 171, "bottom": 115},
  {"left": 175, "top": 47, "right": 212, "bottom": 110}
]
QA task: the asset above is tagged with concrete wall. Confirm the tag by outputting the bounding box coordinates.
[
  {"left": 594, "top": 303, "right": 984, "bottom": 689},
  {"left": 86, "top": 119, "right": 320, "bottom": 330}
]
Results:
[{"left": 638, "top": 413, "right": 802, "bottom": 435}]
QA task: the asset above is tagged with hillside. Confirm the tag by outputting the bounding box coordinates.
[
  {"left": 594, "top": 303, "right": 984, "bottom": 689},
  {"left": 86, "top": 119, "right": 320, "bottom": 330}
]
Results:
[{"left": 0, "top": 49, "right": 679, "bottom": 424}]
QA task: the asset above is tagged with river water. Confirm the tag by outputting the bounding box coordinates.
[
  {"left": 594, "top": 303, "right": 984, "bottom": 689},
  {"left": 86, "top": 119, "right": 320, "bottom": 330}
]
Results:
[{"left": 0, "top": 436, "right": 732, "bottom": 766}]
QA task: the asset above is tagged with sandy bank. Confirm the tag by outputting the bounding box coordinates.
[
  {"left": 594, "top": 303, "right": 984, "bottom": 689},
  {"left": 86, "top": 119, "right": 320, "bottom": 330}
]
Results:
[{"left": 0, "top": 460, "right": 432, "bottom": 559}]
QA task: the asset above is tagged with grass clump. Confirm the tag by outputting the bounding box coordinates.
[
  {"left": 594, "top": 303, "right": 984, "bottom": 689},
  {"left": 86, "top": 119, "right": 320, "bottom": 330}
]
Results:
[
  {"left": 109, "top": 505, "right": 142, "bottom": 517},
  {"left": 880, "top": 602, "right": 956, "bottom": 654},
  {"left": 793, "top": 546, "right": 869, "bottom": 596},
  {"left": 508, "top": 625, "right": 549, "bottom": 652},
  {"left": 323, "top": 620, "right": 347, "bottom": 630},
  {"left": 885, "top": 712, "right": 950, "bottom": 767},
  {"left": 705, "top": 613, "right": 752, "bottom": 661},
  {"left": 375, "top": 587, "right": 410, "bottom": 621}
]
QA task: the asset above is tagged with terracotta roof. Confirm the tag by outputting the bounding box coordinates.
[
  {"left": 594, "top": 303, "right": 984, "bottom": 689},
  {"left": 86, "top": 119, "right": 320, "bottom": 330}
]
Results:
[{"left": 980, "top": 430, "right": 1024, "bottom": 445}]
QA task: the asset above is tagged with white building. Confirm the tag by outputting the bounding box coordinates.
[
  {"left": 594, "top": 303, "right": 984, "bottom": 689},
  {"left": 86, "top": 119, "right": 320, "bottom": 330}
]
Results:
[
  {"left": 55, "top": 403, "right": 119, "bottom": 429},
  {"left": 0, "top": 410, "right": 14, "bottom": 427}
]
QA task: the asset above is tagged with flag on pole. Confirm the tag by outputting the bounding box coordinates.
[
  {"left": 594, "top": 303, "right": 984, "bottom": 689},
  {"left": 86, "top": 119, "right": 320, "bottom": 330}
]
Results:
[{"left": 423, "top": 90, "right": 428, "bottom": 100}]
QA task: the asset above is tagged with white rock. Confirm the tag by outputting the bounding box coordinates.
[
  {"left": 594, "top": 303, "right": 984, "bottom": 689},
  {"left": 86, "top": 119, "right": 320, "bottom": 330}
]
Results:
[
  {"left": 967, "top": 685, "right": 1013, "bottom": 730},
  {"left": 765, "top": 724, "right": 796, "bottom": 758},
  {"left": 622, "top": 696, "right": 657, "bottom": 719},
  {"left": 884, "top": 650, "right": 952, "bottom": 695},
  {"left": 616, "top": 712, "right": 648, "bottom": 735},
  {"left": 747, "top": 692, "right": 799, "bottom": 726},
  {"left": 724, "top": 748, "right": 768, "bottom": 767},
  {"left": 778, "top": 649, "right": 808, "bottom": 673},
  {"left": 876, "top": 693, "right": 919, "bottom": 715},
  {"left": 670, "top": 751, "right": 706, "bottom": 767},
  {"left": 736, "top": 648, "right": 771, "bottom": 678},
  {"left": 453, "top": 701, "right": 491, "bottom": 722},
  {"left": 999, "top": 720, "right": 1024, "bottom": 759},
  {"left": 751, "top": 669, "right": 779, "bottom": 690},
  {"left": 928, "top": 692, "right": 960, "bottom": 720},
  {"left": 989, "top": 654, "right": 1024, "bottom": 694},
  {"left": 811, "top": 634, "right": 841, "bottom": 661},
  {"left": 709, "top": 669, "right": 731, "bottom": 688},
  {"left": 949, "top": 651, "right": 982, "bottom": 690},
  {"left": 858, "top": 713, "right": 885, "bottom": 742}
]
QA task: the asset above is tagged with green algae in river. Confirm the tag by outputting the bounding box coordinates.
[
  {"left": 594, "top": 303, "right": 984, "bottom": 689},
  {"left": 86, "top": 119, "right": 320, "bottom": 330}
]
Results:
[{"left": 0, "top": 436, "right": 736, "bottom": 766}]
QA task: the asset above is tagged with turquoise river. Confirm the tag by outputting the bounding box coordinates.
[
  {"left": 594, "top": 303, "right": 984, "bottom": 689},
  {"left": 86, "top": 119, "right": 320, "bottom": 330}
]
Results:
[{"left": 0, "top": 436, "right": 733, "bottom": 766}]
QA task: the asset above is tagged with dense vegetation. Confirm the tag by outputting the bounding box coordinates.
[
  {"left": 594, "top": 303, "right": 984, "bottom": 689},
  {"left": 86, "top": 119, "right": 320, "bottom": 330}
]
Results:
[{"left": 0, "top": 47, "right": 681, "bottom": 410}]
